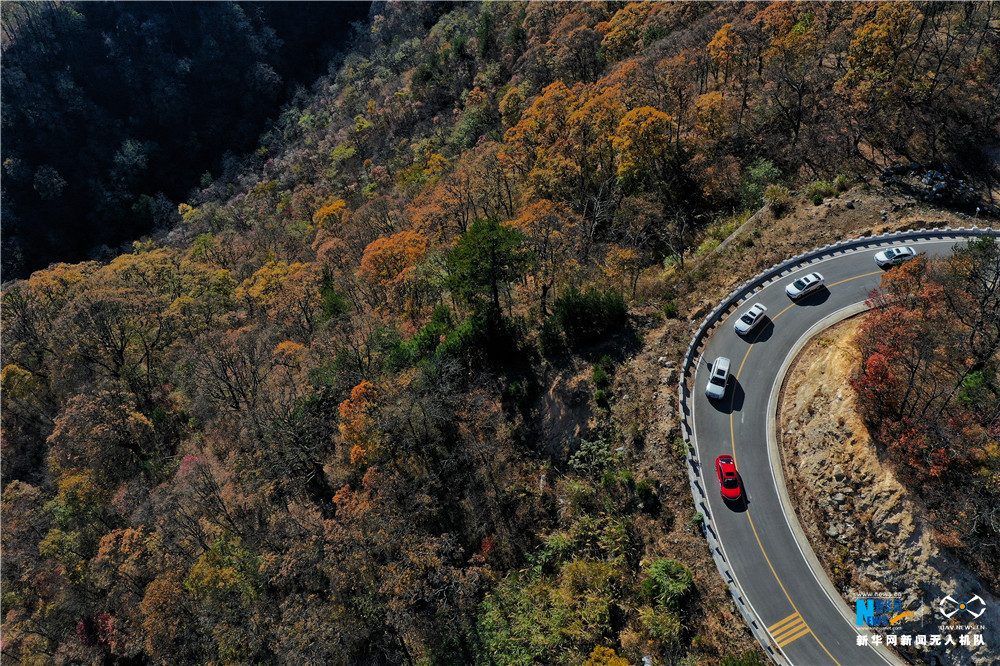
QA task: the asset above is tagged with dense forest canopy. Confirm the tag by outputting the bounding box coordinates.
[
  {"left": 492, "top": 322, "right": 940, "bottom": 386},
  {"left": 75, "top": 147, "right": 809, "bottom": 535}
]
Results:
[
  {"left": 1, "top": 0, "right": 371, "bottom": 279},
  {"left": 2, "top": 2, "right": 999, "bottom": 664}
]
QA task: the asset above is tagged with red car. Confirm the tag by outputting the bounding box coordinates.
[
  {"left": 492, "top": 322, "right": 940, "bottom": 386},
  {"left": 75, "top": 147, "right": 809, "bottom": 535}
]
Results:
[{"left": 715, "top": 455, "right": 742, "bottom": 502}]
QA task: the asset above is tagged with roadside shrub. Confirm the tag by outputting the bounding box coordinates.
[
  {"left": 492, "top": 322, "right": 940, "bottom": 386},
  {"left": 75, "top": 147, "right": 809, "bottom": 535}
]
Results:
[
  {"left": 833, "top": 174, "right": 851, "bottom": 192},
  {"left": 640, "top": 607, "right": 682, "bottom": 646},
  {"left": 709, "top": 211, "right": 748, "bottom": 241},
  {"left": 596, "top": 354, "right": 615, "bottom": 374},
  {"left": 570, "top": 437, "right": 617, "bottom": 478},
  {"left": 812, "top": 193, "right": 825, "bottom": 206},
  {"left": 695, "top": 237, "right": 720, "bottom": 257},
  {"left": 739, "top": 158, "right": 781, "bottom": 210},
  {"left": 764, "top": 184, "right": 792, "bottom": 217},
  {"left": 635, "top": 480, "right": 654, "bottom": 502},
  {"left": 806, "top": 180, "right": 836, "bottom": 199},
  {"left": 641, "top": 558, "right": 694, "bottom": 609},
  {"left": 662, "top": 300, "right": 680, "bottom": 319},
  {"left": 593, "top": 388, "right": 610, "bottom": 410}
]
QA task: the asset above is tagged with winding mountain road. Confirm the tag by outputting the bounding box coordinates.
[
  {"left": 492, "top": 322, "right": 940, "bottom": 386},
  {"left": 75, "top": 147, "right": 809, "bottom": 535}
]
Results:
[{"left": 683, "top": 231, "right": 997, "bottom": 665}]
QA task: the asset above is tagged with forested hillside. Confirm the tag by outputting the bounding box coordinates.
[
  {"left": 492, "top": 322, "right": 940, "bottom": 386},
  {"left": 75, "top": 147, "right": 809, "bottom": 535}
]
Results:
[
  {"left": 2, "top": 2, "right": 998, "bottom": 664},
  {"left": 1, "top": 0, "right": 370, "bottom": 278}
]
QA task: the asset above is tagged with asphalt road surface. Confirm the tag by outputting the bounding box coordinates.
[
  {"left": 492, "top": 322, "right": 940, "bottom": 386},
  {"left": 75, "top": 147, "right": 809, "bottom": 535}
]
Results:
[{"left": 691, "top": 237, "right": 988, "bottom": 665}]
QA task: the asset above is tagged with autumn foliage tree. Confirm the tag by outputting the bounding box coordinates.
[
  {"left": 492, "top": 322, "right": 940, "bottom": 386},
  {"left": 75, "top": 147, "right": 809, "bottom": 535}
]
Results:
[
  {"left": 508, "top": 200, "right": 579, "bottom": 315},
  {"left": 851, "top": 237, "right": 1000, "bottom": 583},
  {"left": 357, "top": 229, "right": 429, "bottom": 311}
]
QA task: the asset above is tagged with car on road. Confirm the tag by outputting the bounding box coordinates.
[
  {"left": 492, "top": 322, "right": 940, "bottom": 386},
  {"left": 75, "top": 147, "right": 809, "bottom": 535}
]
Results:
[
  {"left": 715, "top": 455, "right": 742, "bottom": 501},
  {"left": 874, "top": 246, "right": 916, "bottom": 267},
  {"left": 785, "top": 272, "right": 825, "bottom": 300},
  {"left": 734, "top": 302, "right": 768, "bottom": 336},
  {"left": 705, "top": 356, "right": 731, "bottom": 400}
]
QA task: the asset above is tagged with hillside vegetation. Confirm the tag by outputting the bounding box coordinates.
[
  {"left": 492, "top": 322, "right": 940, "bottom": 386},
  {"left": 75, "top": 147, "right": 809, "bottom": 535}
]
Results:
[
  {"left": 1, "top": 0, "right": 369, "bottom": 277},
  {"left": 2, "top": 2, "right": 998, "bottom": 664},
  {"left": 852, "top": 237, "right": 1000, "bottom": 588}
]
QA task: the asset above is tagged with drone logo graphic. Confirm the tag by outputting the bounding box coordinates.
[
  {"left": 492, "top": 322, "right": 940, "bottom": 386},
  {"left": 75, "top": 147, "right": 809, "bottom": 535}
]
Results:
[{"left": 938, "top": 595, "right": 986, "bottom": 619}]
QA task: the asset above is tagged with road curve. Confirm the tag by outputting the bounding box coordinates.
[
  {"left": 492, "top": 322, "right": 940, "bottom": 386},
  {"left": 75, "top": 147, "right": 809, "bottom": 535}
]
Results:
[{"left": 681, "top": 229, "right": 998, "bottom": 665}]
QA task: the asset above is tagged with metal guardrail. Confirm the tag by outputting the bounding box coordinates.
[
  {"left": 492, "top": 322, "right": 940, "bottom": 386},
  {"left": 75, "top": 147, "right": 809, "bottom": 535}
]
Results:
[{"left": 675, "top": 226, "right": 999, "bottom": 664}]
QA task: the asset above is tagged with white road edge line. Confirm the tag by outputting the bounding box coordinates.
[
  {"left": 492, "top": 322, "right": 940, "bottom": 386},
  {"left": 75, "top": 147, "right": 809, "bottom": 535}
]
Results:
[
  {"left": 765, "top": 302, "right": 898, "bottom": 666},
  {"left": 757, "top": 237, "right": 974, "bottom": 665}
]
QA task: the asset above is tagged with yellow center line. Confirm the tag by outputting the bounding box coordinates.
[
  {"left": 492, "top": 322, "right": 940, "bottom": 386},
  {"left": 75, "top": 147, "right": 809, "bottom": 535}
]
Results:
[
  {"left": 726, "top": 271, "right": 885, "bottom": 663},
  {"left": 831, "top": 270, "right": 882, "bottom": 286}
]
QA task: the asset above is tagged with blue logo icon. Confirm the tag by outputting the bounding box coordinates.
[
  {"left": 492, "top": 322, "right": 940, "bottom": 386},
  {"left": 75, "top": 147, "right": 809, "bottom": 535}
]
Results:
[{"left": 856, "top": 598, "right": 907, "bottom": 626}]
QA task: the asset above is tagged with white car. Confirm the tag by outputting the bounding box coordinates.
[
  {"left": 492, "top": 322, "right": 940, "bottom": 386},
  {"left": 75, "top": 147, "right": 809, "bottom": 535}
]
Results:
[
  {"left": 705, "top": 356, "right": 731, "bottom": 400},
  {"left": 785, "top": 272, "right": 824, "bottom": 300},
  {"left": 734, "top": 302, "right": 768, "bottom": 336},
  {"left": 874, "top": 246, "right": 916, "bottom": 267}
]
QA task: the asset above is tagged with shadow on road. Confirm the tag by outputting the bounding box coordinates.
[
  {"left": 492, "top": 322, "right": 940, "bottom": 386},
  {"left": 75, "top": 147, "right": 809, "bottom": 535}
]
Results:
[
  {"left": 745, "top": 318, "right": 774, "bottom": 343},
  {"left": 710, "top": 377, "right": 745, "bottom": 414},
  {"left": 725, "top": 475, "right": 749, "bottom": 513},
  {"left": 792, "top": 287, "right": 830, "bottom": 306}
]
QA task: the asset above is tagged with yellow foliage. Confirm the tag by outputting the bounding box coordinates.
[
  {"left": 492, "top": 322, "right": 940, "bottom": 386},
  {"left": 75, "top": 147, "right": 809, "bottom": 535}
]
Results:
[
  {"left": 1, "top": 364, "right": 39, "bottom": 402},
  {"left": 598, "top": 2, "right": 652, "bottom": 62},
  {"left": 694, "top": 90, "right": 727, "bottom": 139},
  {"left": 584, "top": 646, "right": 630, "bottom": 666},
  {"left": 613, "top": 106, "right": 674, "bottom": 180},
  {"left": 312, "top": 199, "right": 348, "bottom": 230},
  {"left": 708, "top": 22, "right": 740, "bottom": 73},
  {"left": 500, "top": 86, "right": 525, "bottom": 128},
  {"left": 422, "top": 152, "right": 450, "bottom": 181},
  {"left": 357, "top": 229, "right": 428, "bottom": 286},
  {"left": 24, "top": 261, "right": 99, "bottom": 306},
  {"left": 273, "top": 340, "right": 306, "bottom": 367},
  {"left": 339, "top": 381, "right": 381, "bottom": 465},
  {"left": 238, "top": 261, "right": 313, "bottom": 307}
]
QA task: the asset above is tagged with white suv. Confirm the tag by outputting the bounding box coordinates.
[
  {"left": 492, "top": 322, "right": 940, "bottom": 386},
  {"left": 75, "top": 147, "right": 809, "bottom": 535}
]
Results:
[{"left": 705, "top": 356, "right": 731, "bottom": 400}]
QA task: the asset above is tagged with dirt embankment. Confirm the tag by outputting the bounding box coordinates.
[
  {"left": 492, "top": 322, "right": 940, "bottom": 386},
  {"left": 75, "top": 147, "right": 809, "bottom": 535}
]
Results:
[{"left": 778, "top": 318, "right": 999, "bottom": 666}]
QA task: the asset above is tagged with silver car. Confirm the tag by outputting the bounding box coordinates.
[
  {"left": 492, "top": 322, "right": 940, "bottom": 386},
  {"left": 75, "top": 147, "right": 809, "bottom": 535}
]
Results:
[
  {"left": 874, "top": 246, "right": 916, "bottom": 267},
  {"left": 734, "top": 302, "right": 768, "bottom": 336},
  {"left": 705, "top": 356, "right": 731, "bottom": 400},
  {"left": 785, "top": 272, "right": 824, "bottom": 300}
]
